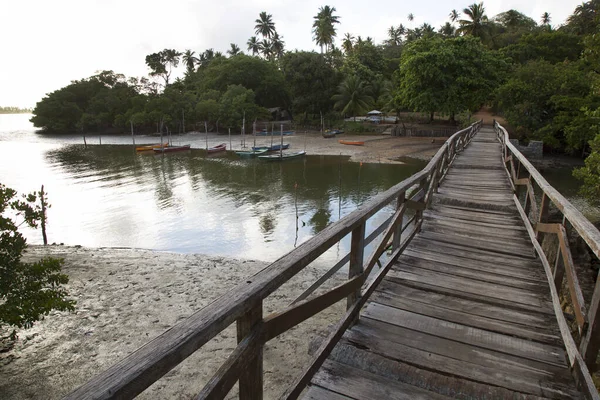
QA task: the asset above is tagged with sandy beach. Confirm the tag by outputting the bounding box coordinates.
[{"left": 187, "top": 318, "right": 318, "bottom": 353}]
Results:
[{"left": 1, "top": 245, "right": 348, "bottom": 399}]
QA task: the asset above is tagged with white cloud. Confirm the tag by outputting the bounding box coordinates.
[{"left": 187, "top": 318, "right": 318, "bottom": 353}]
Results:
[{"left": 0, "top": 0, "right": 583, "bottom": 108}]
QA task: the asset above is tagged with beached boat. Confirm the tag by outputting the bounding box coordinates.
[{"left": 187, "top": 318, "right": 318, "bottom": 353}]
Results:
[
  {"left": 207, "top": 143, "right": 227, "bottom": 154},
  {"left": 339, "top": 140, "right": 364, "bottom": 146},
  {"left": 136, "top": 142, "right": 169, "bottom": 152},
  {"left": 235, "top": 149, "right": 269, "bottom": 158},
  {"left": 258, "top": 151, "right": 306, "bottom": 161},
  {"left": 252, "top": 144, "right": 290, "bottom": 152},
  {"left": 153, "top": 145, "right": 191, "bottom": 153},
  {"left": 256, "top": 130, "right": 294, "bottom": 136},
  {"left": 322, "top": 132, "right": 336, "bottom": 138}
]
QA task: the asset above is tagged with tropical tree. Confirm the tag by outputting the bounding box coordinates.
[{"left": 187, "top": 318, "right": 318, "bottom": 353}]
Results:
[
  {"left": 440, "top": 22, "right": 456, "bottom": 38},
  {"left": 247, "top": 36, "right": 261, "bottom": 56},
  {"left": 227, "top": 43, "right": 241, "bottom": 57},
  {"left": 271, "top": 33, "right": 285, "bottom": 59},
  {"left": 458, "top": 2, "right": 490, "bottom": 39},
  {"left": 387, "top": 26, "right": 402, "bottom": 46},
  {"left": 567, "top": 0, "right": 600, "bottom": 35},
  {"left": 261, "top": 39, "right": 273, "bottom": 60},
  {"left": 541, "top": 12, "right": 551, "bottom": 26},
  {"left": 332, "top": 75, "right": 374, "bottom": 120},
  {"left": 342, "top": 33, "right": 355, "bottom": 54},
  {"left": 144, "top": 49, "right": 182, "bottom": 86},
  {"left": 408, "top": 13, "right": 414, "bottom": 23},
  {"left": 449, "top": 9, "right": 460, "bottom": 23},
  {"left": 312, "top": 5, "right": 341, "bottom": 53},
  {"left": 182, "top": 50, "right": 199, "bottom": 74},
  {"left": 255, "top": 12, "right": 276, "bottom": 38}
]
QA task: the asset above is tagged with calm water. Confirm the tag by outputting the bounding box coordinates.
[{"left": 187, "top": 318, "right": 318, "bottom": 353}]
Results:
[{"left": 0, "top": 114, "right": 425, "bottom": 263}]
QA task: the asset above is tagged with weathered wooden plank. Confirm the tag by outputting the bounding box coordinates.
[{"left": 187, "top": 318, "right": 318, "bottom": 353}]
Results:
[
  {"left": 312, "top": 360, "right": 451, "bottom": 400},
  {"left": 424, "top": 223, "right": 531, "bottom": 248},
  {"left": 347, "top": 223, "right": 365, "bottom": 310},
  {"left": 237, "top": 302, "right": 263, "bottom": 400},
  {"left": 302, "top": 385, "right": 354, "bottom": 400},
  {"left": 557, "top": 224, "right": 587, "bottom": 330},
  {"left": 328, "top": 341, "right": 547, "bottom": 400}
]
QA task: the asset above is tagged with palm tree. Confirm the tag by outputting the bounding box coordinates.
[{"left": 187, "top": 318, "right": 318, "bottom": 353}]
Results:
[
  {"left": 332, "top": 75, "right": 374, "bottom": 121},
  {"left": 365, "top": 36, "right": 374, "bottom": 45},
  {"left": 440, "top": 22, "right": 456, "bottom": 37},
  {"left": 541, "top": 12, "right": 551, "bottom": 26},
  {"left": 449, "top": 9, "right": 460, "bottom": 23},
  {"left": 247, "top": 36, "right": 261, "bottom": 56},
  {"left": 420, "top": 23, "right": 436, "bottom": 37},
  {"left": 397, "top": 24, "right": 406, "bottom": 36},
  {"left": 312, "top": 5, "right": 340, "bottom": 53},
  {"left": 342, "top": 33, "right": 355, "bottom": 54},
  {"left": 387, "top": 26, "right": 402, "bottom": 46},
  {"left": 458, "top": 2, "right": 489, "bottom": 39},
  {"left": 271, "top": 32, "right": 285, "bottom": 58},
  {"left": 255, "top": 12, "right": 276, "bottom": 38},
  {"left": 408, "top": 13, "right": 414, "bottom": 22},
  {"left": 182, "top": 50, "right": 199, "bottom": 74},
  {"left": 261, "top": 39, "right": 273, "bottom": 60},
  {"left": 227, "top": 43, "right": 241, "bottom": 57},
  {"left": 214, "top": 51, "right": 224, "bottom": 58}
]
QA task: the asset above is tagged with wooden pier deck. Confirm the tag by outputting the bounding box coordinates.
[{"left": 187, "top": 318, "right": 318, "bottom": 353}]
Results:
[{"left": 304, "top": 128, "right": 582, "bottom": 399}]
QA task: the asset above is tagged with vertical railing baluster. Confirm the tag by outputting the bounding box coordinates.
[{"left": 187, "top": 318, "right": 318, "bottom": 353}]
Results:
[
  {"left": 392, "top": 192, "right": 406, "bottom": 251},
  {"left": 347, "top": 223, "right": 365, "bottom": 314},
  {"left": 581, "top": 279, "right": 600, "bottom": 371},
  {"left": 237, "top": 302, "right": 263, "bottom": 400},
  {"left": 536, "top": 193, "right": 550, "bottom": 241}
]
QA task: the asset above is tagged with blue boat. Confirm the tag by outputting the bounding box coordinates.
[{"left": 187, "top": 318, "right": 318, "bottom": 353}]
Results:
[
  {"left": 235, "top": 149, "right": 269, "bottom": 158},
  {"left": 252, "top": 144, "right": 290, "bottom": 152},
  {"left": 258, "top": 151, "right": 306, "bottom": 161}
]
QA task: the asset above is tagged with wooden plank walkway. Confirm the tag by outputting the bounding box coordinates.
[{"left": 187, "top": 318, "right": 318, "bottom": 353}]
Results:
[{"left": 304, "top": 127, "right": 582, "bottom": 399}]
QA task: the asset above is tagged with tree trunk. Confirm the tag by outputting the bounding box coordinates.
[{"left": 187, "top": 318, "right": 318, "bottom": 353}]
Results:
[
  {"left": 40, "top": 185, "right": 48, "bottom": 245},
  {"left": 429, "top": 111, "right": 434, "bottom": 122}
]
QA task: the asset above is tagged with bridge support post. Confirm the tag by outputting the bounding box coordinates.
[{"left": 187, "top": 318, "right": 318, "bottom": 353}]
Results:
[
  {"left": 237, "top": 302, "right": 263, "bottom": 400},
  {"left": 347, "top": 223, "right": 365, "bottom": 315},
  {"left": 581, "top": 279, "right": 600, "bottom": 372}
]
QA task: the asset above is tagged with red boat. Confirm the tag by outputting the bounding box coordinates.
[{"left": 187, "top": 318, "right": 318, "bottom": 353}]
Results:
[
  {"left": 153, "top": 144, "right": 191, "bottom": 153},
  {"left": 207, "top": 143, "right": 227, "bottom": 154}
]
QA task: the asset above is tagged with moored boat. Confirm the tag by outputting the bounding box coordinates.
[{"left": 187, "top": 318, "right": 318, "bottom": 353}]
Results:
[
  {"left": 207, "top": 143, "right": 227, "bottom": 153},
  {"left": 322, "top": 132, "right": 336, "bottom": 138},
  {"left": 258, "top": 151, "right": 306, "bottom": 161},
  {"left": 235, "top": 148, "right": 269, "bottom": 158},
  {"left": 153, "top": 144, "right": 191, "bottom": 153},
  {"left": 339, "top": 140, "right": 364, "bottom": 146},
  {"left": 136, "top": 142, "right": 169, "bottom": 152}
]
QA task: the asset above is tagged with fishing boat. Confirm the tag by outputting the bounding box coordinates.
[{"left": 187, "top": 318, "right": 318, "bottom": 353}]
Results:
[
  {"left": 235, "top": 149, "right": 269, "bottom": 158},
  {"left": 207, "top": 143, "right": 227, "bottom": 154},
  {"left": 258, "top": 151, "right": 306, "bottom": 161},
  {"left": 322, "top": 132, "right": 336, "bottom": 138},
  {"left": 252, "top": 143, "right": 290, "bottom": 152},
  {"left": 136, "top": 142, "right": 169, "bottom": 152},
  {"left": 153, "top": 144, "right": 191, "bottom": 153},
  {"left": 339, "top": 140, "right": 365, "bottom": 146}
]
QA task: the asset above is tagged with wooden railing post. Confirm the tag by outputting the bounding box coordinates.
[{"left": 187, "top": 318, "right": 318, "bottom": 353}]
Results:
[
  {"left": 237, "top": 302, "right": 263, "bottom": 400},
  {"left": 392, "top": 192, "right": 406, "bottom": 250},
  {"left": 581, "top": 279, "right": 600, "bottom": 371},
  {"left": 347, "top": 223, "right": 365, "bottom": 312},
  {"left": 536, "top": 193, "right": 550, "bottom": 241}
]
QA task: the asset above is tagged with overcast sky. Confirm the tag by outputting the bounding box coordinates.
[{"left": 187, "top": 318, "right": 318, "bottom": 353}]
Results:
[{"left": 1, "top": 0, "right": 583, "bottom": 108}]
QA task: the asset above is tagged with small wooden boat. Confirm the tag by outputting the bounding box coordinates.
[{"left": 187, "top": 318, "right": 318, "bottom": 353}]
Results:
[
  {"left": 323, "top": 132, "right": 336, "bottom": 138},
  {"left": 207, "top": 143, "right": 227, "bottom": 153},
  {"left": 136, "top": 142, "right": 169, "bottom": 152},
  {"left": 258, "top": 151, "right": 306, "bottom": 161},
  {"left": 251, "top": 146, "right": 270, "bottom": 151},
  {"left": 153, "top": 145, "right": 191, "bottom": 153},
  {"left": 235, "top": 149, "right": 269, "bottom": 158},
  {"left": 268, "top": 144, "right": 290, "bottom": 151},
  {"left": 339, "top": 140, "right": 364, "bottom": 146}
]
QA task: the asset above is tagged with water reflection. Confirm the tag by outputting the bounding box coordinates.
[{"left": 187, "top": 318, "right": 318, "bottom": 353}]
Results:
[{"left": 7, "top": 143, "right": 426, "bottom": 262}]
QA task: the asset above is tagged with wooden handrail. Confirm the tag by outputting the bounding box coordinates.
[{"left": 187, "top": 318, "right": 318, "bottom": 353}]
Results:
[
  {"left": 495, "top": 121, "right": 600, "bottom": 394},
  {"left": 64, "top": 121, "right": 482, "bottom": 400}
]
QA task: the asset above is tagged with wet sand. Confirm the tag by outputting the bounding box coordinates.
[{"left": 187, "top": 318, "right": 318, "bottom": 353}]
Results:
[{"left": 1, "top": 246, "right": 348, "bottom": 399}]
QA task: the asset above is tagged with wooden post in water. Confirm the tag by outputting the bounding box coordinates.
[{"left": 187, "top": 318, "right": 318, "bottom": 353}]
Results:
[
  {"left": 99, "top": 134, "right": 102, "bottom": 145},
  {"left": 280, "top": 124, "right": 284, "bottom": 159},
  {"left": 82, "top": 128, "right": 87, "bottom": 149},
  {"left": 228, "top": 128, "right": 231, "bottom": 151},
  {"left": 40, "top": 185, "right": 48, "bottom": 245},
  {"left": 182, "top": 110, "right": 185, "bottom": 134},
  {"left": 130, "top": 121, "right": 135, "bottom": 147},
  {"left": 237, "top": 302, "right": 263, "bottom": 400},
  {"left": 205, "top": 121, "right": 208, "bottom": 150},
  {"left": 270, "top": 122, "right": 274, "bottom": 148},
  {"left": 253, "top": 121, "right": 256, "bottom": 150}
]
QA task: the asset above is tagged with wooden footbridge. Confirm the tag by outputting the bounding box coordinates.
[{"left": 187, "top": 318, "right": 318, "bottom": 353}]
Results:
[{"left": 66, "top": 122, "right": 600, "bottom": 399}]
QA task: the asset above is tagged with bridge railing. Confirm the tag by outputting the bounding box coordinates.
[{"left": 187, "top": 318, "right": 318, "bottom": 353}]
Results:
[
  {"left": 495, "top": 121, "right": 600, "bottom": 399},
  {"left": 64, "top": 121, "right": 482, "bottom": 400}
]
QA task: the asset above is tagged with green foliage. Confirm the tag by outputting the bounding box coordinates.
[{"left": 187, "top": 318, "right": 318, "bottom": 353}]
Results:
[
  {"left": 218, "top": 85, "right": 270, "bottom": 128},
  {"left": 574, "top": 114, "right": 600, "bottom": 202},
  {"left": 145, "top": 49, "right": 182, "bottom": 86},
  {"left": 395, "top": 36, "right": 506, "bottom": 119},
  {"left": 312, "top": 5, "right": 340, "bottom": 53},
  {"left": 566, "top": 0, "right": 600, "bottom": 36},
  {"left": 280, "top": 51, "right": 341, "bottom": 117},
  {"left": 0, "top": 106, "right": 32, "bottom": 114},
  {"left": 495, "top": 60, "right": 598, "bottom": 151},
  {"left": 0, "top": 184, "right": 74, "bottom": 337},
  {"left": 501, "top": 31, "right": 583, "bottom": 64},
  {"left": 332, "top": 75, "right": 374, "bottom": 120}
]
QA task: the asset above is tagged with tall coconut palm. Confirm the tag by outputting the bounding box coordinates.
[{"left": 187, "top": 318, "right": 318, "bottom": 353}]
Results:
[
  {"left": 387, "top": 26, "right": 402, "bottom": 46},
  {"left": 182, "top": 50, "right": 199, "bottom": 74},
  {"left": 449, "top": 9, "right": 460, "bottom": 23},
  {"left": 247, "top": 36, "right": 261, "bottom": 56},
  {"left": 261, "top": 39, "right": 273, "bottom": 60},
  {"left": 271, "top": 32, "right": 285, "bottom": 58},
  {"left": 312, "top": 5, "right": 340, "bottom": 53},
  {"left": 420, "top": 23, "right": 435, "bottom": 37},
  {"left": 255, "top": 12, "right": 276, "bottom": 38},
  {"left": 408, "top": 13, "right": 414, "bottom": 22},
  {"left": 458, "top": 2, "right": 489, "bottom": 39},
  {"left": 342, "top": 33, "right": 355, "bottom": 54},
  {"left": 541, "top": 12, "right": 551, "bottom": 26},
  {"left": 227, "top": 43, "right": 241, "bottom": 56},
  {"left": 397, "top": 24, "right": 406, "bottom": 36},
  {"left": 440, "top": 22, "right": 456, "bottom": 37},
  {"left": 332, "top": 75, "right": 374, "bottom": 121}
]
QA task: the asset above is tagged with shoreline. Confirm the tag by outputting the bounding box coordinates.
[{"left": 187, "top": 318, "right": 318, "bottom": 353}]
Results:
[{"left": 1, "top": 245, "right": 347, "bottom": 399}]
